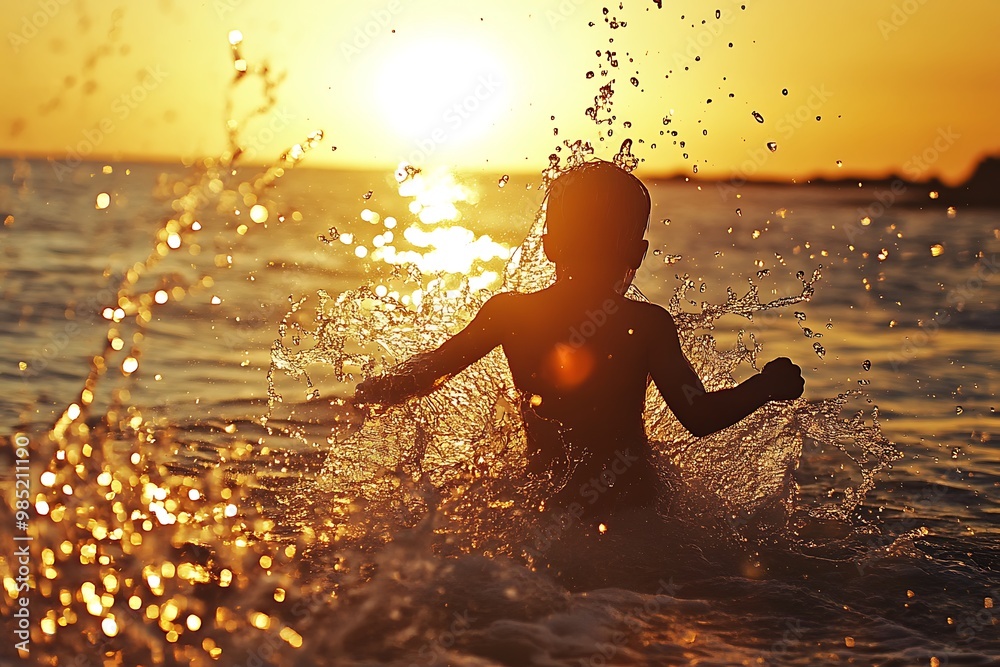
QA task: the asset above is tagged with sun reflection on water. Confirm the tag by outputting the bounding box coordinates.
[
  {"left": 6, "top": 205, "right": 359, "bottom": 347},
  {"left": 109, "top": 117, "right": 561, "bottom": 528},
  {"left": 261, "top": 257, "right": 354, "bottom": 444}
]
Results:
[{"left": 363, "top": 164, "right": 511, "bottom": 294}]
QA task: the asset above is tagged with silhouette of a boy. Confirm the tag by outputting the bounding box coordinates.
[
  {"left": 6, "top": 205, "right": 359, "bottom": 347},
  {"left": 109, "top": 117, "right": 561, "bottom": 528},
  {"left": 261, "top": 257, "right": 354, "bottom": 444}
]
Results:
[{"left": 356, "top": 160, "right": 803, "bottom": 515}]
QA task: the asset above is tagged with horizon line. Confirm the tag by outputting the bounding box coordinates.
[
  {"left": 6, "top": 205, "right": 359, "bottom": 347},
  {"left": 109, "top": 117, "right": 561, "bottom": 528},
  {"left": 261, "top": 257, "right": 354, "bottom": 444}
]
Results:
[{"left": 2, "top": 151, "right": 995, "bottom": 189}]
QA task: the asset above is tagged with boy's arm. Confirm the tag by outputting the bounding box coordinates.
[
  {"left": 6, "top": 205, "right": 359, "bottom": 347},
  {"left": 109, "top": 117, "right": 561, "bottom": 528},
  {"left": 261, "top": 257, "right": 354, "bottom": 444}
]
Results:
[
  {"left": 647, "top": 306, "right": 803, "bottom": 437},
  {"left": 354, "top": 293, "right": 510, "bottom": 407}
]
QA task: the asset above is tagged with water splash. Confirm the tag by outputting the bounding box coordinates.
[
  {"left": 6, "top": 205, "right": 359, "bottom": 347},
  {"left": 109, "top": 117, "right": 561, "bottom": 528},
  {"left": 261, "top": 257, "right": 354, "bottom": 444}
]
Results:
[
  {"left": 265, "top": 136, "right": 898, "bottom": 570},
  {"left": 1, "top": 32, "right": 330, "bottom": 664}
]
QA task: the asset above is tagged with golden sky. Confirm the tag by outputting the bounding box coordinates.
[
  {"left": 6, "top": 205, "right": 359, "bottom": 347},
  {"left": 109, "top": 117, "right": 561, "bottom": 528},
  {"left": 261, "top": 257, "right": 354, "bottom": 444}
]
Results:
[{"left": 2, "top": 0, "right": 998, "bottom": 184}]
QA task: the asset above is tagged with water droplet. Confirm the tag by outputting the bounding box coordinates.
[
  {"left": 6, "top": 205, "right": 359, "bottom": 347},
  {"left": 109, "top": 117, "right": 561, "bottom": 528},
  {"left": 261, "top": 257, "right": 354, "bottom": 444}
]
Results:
[
  {"left": 796, "top": 270, "right": 805, "bottom": 280},
  {"left": 862, "top": 359, "right": 871, "bottom": 371},
  {"left": 802, "top": 327, "right": 814, "bottom": 338},
  {"left": 781, "top": 88, "right": 788, "bottom": 96},
  {"left": 955, "top": 406, "right": 964, "bottom": 415},
  {"left": 652, "top": 249, "right": 662, "bottom": 256},
  {"left": 363, "top": 190, "right": 373, "bottom": 200},
  {"left": 836, "top": 160, "right": 843, "bottom": 167},
  {"left": 767, "top": 141, "right": 777, "bottom": 152},
  {"left": 794, "top": 311, "right": 807, "bottom": 321},
  {"left": 249, "top": 204, "right": 268, "bottom": 223},
  {"left": 735, "top": 208, "right": 742, "bottom": 217},
  {"left": 630, "top": 77, "right": 639, "bottom": 87},
  {"left": 813, "top": 342, "right": 826, "bottom": 359},
  {"left": 752, "top": 110, "right": 764, "bottom": 123},
  {"left": 498, "top": 174, "right": 509, "bottom": 188},
  {"left": 715, "top": 9, "right": 721, "bottom": 18},
  {"left": 756, "top": 269, "right": 769, "bottom": 278}
]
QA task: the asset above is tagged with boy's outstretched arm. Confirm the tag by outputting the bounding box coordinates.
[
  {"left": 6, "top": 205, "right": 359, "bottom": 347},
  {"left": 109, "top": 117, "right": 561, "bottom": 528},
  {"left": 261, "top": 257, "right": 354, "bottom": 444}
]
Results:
[
  {"left": 647, "top": 306, "right": 803, "bottom": 437},
  {"left": 354, "top": 293, "right": 510, "bottom": 407}
]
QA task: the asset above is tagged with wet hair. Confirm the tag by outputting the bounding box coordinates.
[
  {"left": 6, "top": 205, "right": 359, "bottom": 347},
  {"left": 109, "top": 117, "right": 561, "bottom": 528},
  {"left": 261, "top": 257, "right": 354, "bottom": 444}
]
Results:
[{"left": 543, "top": 160, "right": 651, "bottom": 266}]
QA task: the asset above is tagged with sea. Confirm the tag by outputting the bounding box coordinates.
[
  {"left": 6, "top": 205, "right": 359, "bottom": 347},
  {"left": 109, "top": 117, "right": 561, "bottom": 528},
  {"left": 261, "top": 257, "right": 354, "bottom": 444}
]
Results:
[{"left": 1, "top": 149, "right": 998, "bottom": 667}]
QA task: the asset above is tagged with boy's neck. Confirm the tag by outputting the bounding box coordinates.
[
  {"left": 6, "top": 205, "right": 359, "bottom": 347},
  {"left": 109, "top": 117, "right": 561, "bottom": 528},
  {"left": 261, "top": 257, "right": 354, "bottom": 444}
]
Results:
[{"left": 555, "top": 271, "right": 628, "bottom": 297}]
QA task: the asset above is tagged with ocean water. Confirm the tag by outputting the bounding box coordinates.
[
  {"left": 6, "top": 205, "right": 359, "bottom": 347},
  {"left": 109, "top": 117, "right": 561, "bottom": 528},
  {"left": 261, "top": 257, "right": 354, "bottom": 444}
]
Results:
[{"left": 1, "top": 149, "right": 998, "bottom": 666}]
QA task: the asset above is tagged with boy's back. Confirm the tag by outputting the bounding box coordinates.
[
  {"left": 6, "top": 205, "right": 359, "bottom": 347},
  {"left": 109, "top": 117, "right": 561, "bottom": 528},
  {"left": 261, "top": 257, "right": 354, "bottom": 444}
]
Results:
[{"left": 484, "top": 282, "right": 669, "bottom": 511}]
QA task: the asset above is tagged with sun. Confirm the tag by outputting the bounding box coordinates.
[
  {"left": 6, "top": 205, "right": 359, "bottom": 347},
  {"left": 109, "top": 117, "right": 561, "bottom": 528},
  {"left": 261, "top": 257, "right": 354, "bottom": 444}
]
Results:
[{"left": 373, "top": 37, "right": 509, "bottom": 160}]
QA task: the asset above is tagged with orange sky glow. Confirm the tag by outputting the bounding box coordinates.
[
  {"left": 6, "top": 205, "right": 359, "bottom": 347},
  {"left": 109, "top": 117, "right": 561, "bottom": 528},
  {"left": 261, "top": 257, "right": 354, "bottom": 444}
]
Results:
[{"left": 2, "top": 0, "right": 999, "bottom": 184}]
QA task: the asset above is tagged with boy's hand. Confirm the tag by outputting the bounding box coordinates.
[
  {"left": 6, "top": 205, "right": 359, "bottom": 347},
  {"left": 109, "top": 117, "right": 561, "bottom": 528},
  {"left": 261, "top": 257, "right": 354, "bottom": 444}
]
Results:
[
  {"left": 354, "top": 373, "right": 418, "bottom": 409},
  {"left": 354, "top": 377, "right": 387, "bottom": 406},
  {"left": 760, "top": 357, "right": 804, "bottom": 401}
]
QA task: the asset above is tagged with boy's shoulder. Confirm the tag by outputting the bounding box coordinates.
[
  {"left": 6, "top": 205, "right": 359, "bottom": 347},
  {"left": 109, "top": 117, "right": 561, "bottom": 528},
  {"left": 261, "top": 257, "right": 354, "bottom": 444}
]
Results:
[
  {"left": 615, "top": 293, "right": 674, "bottom": 321},
  {"left": 480, "top": 289, "right": 676, "bottom": 332},
  {"left": 481, "top": 289, "right": 525, "bottom": 311}
]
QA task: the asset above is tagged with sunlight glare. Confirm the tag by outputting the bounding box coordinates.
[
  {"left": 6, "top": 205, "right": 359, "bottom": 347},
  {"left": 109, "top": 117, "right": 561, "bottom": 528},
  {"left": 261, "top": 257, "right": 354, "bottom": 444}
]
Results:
[
  {"left": 374, "top": 38, "right": 508, "bottom": 151},
  {"left": 368, "top": 167, "right": 508, "bottom": 293}
]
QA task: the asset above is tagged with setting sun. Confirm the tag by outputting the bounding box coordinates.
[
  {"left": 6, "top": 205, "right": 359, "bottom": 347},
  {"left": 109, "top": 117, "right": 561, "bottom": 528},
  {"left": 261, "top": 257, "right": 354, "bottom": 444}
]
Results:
[{"left": 372, "top": 36, "right": 511, "bottom": 165}]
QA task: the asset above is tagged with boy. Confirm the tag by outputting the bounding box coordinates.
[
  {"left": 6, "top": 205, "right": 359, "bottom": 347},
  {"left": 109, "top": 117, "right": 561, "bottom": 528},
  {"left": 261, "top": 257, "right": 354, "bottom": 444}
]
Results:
[{"left": 355, "top": 160, "right": 804, "bottom": 515}]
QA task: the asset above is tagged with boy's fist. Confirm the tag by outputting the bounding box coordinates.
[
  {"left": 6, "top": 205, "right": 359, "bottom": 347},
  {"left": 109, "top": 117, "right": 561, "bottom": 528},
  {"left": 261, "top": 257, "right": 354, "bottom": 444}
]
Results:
[
  {"left": 354, "top": 377, "right": 384, "bottom": 405},
  {"left": 760, "top": 357, "right": 804, "bottom": 401}
]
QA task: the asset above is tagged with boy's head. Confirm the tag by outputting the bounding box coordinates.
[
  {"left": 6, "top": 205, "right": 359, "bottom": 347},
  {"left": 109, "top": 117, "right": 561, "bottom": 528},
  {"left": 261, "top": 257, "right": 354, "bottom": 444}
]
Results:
[{"left": 543, "top": 160, "right": 650, "bottom": 278}]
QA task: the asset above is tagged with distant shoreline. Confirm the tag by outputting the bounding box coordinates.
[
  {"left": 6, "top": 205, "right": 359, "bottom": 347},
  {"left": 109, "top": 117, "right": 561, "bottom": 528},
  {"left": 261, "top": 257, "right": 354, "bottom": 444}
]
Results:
[{"left": 2, "top": 153, "right": 997, "bottom": 207}]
